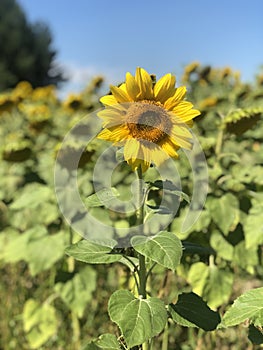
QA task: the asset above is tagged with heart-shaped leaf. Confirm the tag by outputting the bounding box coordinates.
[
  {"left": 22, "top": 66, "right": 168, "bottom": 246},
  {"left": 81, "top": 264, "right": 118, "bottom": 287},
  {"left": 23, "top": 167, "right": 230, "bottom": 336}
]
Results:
[
  {"left": 221, "top": 287, "right": 263, "bottom": 327},
  {"left": 108, "top": 290, "right": 167, "bottom": 348},
  {"left": 131, "top": 231, "right": 182, "bottom": 270}
]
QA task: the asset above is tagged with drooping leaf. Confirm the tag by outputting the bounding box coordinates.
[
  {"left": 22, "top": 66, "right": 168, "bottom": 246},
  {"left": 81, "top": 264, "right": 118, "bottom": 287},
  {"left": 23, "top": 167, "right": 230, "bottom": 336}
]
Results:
[
  {"left": 131, "top": 231, "right": 182, "bottom": 270},
  {"left": 221, "top": 288, "right": 263, "bottom": 327},
  {"left": 108, "top": 290, "right": 167, "bottom": 348},
  {"left": 169, "top": 292, "right": 221, "bottom": 330},
  {"left": 54, "top": 266, "right": 97, "bottom": 318},
  {"left": 23, "top": 299, "right": 58, "bottom": 349},
  {"left": 182, "top": 241, "right": 214, "bottom": 256},
  {"left": 65, "top": 239, "right": 123, "bottom": 264},
  {"left": 148, "top": 180, "right": 190, "bottom": 203},
  {"left": 146, "top": 204, "right": 172, "bottom": 214}
]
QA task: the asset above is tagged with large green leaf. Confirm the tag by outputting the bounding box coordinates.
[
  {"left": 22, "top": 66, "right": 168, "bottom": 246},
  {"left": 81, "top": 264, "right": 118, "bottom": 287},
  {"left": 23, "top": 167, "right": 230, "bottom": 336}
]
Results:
[
  {"left": 221, "top": 288, "right": 263, "bottom": 327},
  {"left": 206, "top": 194, "right": 240, "bottom": 235},
  {"left": 65, "top": 239, "right": 123, "bottom": 264},
  {"left": 54, "top": 266, "right": 97, "bottom": 318},
  {"left": 169, "top": 292, "right": 221, "bottom": 330},
  {"left": 83, "top": 334, "right": 121, "bottom": 350},
  {"left": 243, "top": 198, "right": 263, "bottom": 249},
  {"left": 188, "top": 262, "right": 234, "bottom": 308},
  {"left": 108, "top": 290, "right": 167, "bottom": 348},
  {"left": 131, "top": 231, "right": 182, "bottom": 270},
  {"left": 23, "top": 299, "right": 58, "bottom": 349}
]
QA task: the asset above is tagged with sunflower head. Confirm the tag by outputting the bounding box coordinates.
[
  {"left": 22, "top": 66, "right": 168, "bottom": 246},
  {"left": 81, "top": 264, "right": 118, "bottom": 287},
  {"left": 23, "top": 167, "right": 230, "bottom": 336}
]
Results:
[{"left": 97, "top": 67, "right": 200, "bottom": 172}]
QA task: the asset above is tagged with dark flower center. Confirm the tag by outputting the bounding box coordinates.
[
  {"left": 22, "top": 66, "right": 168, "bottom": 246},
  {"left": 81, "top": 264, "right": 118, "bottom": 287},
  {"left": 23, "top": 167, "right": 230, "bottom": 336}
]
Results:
[{"left": 126, "top": 101, "right": 172, "bottom": 143}]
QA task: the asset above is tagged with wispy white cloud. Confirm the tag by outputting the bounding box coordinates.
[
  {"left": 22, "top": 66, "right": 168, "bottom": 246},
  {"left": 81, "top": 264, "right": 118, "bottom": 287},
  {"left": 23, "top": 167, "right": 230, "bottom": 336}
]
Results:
[{"left": 58, "top": 61, "right": 125, "bottom": 98}]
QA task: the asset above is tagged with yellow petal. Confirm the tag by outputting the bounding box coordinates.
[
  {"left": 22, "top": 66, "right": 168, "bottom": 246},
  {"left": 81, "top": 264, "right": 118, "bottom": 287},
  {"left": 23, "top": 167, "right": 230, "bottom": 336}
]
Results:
[
  {"left": 97, "top": 111, "right": 125, "bottom": 128},
  {"left": 170, "top": 126, "right": 193, "bottom": 149},
  {"left": 110, "top": 85, "right": 131, "bottom": 103},
  {"left": 174, "top": 108, "right": 201, "bottom": 122},
  {"left": 172, "top": 102, "right": 201, "bottom": 122},
  {"left": 125, "top": 72, "right": 140, "bottom": 100},
  {"left": 97, "top": 125, "right": 129, "bottom": 143},
  {"left": 154, "top": 73, "right": 176, "bottom": 103},
  {"left": 124, "top": 138, "right": 140, "bottom": 160},
  {"left": 159, "top": 139, "right": 179, "bottom": 158},
  {"left": 164, "top": 86, "right": 187, "bottom": 110},
  {"left": 170, "top": 134, "right": 192, "bottom": 150},
  {"left": 170, "top": 122, "right": 192, "bottom": 139},
  {"left": 124, "top": 139, "right": 151, "bottom": 172},
  {"left": 151, "top": 145, "right": 172, "bottom": 166},
  {"left": 100, "top": 95, "right": 118, "bottom": 106},
  {"left": 135, "top": 67, "right": 153, "bottom": 100}
]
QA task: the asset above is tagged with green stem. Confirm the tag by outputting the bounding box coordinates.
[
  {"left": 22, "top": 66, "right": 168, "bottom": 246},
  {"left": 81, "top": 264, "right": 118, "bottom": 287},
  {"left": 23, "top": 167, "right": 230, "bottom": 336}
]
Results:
[
  {"left": 142, "top": 342, "right": 150, "bottom": 350},
  {"left": 135, "top": 166, "right": 147, "bottom": 298},
  {"left": 215, "top": 113, "right": 225, "bottom": 159},
  {"left": 135, "top": 166, "right": 149, "bottom": 349},
  {"left": 68, "top": 227, "right": 75, "bottom": 272},
  {"left": 161, "top": 322, "right": 169, "bottom": 350},
  {"left": 135, "top": 165, "right": 144, "bottom": 224},
  {"left": 215, "top": 127, "right": 224, "bottom": 157},
  {"left": 138, "top": 254, "right": 147, "bottom": 299}
]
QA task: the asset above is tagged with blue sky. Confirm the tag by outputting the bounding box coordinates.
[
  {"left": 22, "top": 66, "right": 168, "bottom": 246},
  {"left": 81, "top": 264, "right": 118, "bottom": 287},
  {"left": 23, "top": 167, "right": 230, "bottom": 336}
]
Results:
[{"left": 18, "top": 0, "right": 263, "bottom": 95}]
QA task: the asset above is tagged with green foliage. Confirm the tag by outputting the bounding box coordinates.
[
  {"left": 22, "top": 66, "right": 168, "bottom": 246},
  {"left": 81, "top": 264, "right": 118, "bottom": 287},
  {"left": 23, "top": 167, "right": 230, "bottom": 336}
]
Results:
[
  {"left": 54, "top": 266, "right": 97, "bottom": 318},
  {"left": 169, "top": 292, "right": 221, "bottom": 330},
  {"left": 1, "top": 63, "right": 263, "bottom": 349},
  {"left": 65, "top": 240, "right": 123, "bottom": 264},
  {"left": 131, "top": 231, "right": 183, "bottom": 270},
  {"left": 221, "top": 288, "right": 263, "bottom": 327},
  {"left": 0, "top": 0, "right": 64, "bottom": 90},
  {"left": 108, "top": 290, "right": 167, "bottom": 348},
  {"left": 84, "top": 334, "right": 121, "bottom": 350},
  {"left": 23, "top": 299, "right": 58, "bottom": 349}
]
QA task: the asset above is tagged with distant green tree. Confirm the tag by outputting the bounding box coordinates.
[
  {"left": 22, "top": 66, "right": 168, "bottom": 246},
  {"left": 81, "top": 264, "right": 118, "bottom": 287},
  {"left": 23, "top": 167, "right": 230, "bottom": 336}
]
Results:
[{"left": 0, "top": 0, "right": 65, "bottom": 91}]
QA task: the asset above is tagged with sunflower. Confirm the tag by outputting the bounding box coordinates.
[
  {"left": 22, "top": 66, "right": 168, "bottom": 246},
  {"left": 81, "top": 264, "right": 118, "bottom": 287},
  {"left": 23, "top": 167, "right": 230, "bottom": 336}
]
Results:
[{"left": 97, "top": 67, "right": 200, "bottom": 172}]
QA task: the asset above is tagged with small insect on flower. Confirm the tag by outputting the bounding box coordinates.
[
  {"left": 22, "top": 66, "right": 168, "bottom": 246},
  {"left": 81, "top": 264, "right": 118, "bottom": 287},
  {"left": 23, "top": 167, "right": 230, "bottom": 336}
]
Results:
[{"left": 97, "top": 67, "right": 200, "bottom": 172}]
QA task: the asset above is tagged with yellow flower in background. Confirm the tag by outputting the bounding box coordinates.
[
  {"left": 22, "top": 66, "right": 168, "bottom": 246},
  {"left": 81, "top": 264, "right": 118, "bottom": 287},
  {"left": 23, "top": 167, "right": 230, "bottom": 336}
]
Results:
[
  {"left": 184, "top": 61, "right": 200, "bottom": 74},
  {"left": 97, "top": 67, "right": 200, "bottom": 172},
  {"left": 63, "top": 94, "right": 84, "bottom": 112},
  {"left": 12, "top": 81, "right": 33, "bottom": 101},
  {"left": 31, "top": 85, "right": 57, "bottom": 103}
]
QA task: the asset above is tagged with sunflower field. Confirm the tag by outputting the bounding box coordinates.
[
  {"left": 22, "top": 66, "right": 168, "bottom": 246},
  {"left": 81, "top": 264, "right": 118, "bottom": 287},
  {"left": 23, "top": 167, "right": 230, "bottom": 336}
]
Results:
[{"left": 0, "top": 64, "right": 263, "bottom": 350}]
